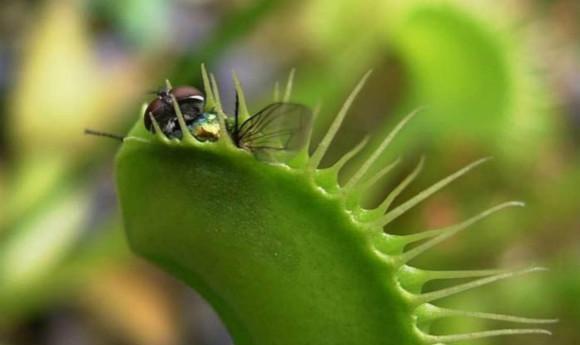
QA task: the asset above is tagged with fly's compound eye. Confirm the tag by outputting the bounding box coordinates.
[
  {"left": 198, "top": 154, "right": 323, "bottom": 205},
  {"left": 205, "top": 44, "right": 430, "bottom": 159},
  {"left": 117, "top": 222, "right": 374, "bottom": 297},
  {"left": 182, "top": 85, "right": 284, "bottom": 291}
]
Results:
[{"left": 143, "top": 85, "right": 206, "bottom": 139}]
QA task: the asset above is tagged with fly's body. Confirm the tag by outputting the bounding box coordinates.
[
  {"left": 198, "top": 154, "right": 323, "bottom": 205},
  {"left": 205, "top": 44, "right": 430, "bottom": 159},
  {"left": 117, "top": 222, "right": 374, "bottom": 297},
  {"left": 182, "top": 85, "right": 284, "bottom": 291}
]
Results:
[{"left": 143, "top": 85, "right": 312, "bottom": 159}]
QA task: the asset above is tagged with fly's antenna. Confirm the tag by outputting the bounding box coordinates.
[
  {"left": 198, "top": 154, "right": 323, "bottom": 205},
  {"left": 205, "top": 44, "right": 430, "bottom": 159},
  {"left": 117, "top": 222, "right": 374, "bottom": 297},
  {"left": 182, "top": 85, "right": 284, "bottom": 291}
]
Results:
[
  {"left": 147, "top": 85, "right": 168, "bottom": 96},
  {"left": 84, "top": 129, "right": 125, "bottom": 142},
  {"left": 149, "top": 84, "right": 171, "bottom": 98}
]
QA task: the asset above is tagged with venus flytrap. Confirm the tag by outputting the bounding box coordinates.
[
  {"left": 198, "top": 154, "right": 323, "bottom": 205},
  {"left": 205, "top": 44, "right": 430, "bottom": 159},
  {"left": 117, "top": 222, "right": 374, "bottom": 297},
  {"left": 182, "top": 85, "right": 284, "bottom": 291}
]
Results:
[{"left": 116, "top": 67, "right": 556, "bottom": 345}]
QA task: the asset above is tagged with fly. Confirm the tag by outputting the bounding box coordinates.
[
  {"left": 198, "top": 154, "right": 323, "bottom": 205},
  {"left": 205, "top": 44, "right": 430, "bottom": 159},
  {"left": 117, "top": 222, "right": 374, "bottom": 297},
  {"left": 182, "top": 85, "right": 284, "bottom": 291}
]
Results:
[{"left": 86, "top": 84, "right": 313, "bottom": 161}]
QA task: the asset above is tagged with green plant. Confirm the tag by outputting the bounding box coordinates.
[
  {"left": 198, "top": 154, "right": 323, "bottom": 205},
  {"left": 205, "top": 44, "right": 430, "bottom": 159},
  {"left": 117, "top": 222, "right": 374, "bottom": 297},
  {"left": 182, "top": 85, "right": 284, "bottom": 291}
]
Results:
[{"left": 116, "top": 67, "right": 555, "bottom": 345}]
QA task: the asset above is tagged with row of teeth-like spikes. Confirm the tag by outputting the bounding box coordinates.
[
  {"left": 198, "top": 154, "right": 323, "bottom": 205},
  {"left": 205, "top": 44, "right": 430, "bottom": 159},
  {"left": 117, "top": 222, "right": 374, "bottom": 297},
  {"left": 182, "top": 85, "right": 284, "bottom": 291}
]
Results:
[
  {"left": 393, "top": 201, "right": 524, "bottom": 266},
  {"left": 305, "top": 72, "right": 490, "bottom": 227},
  {"left": 343, "top": 107, "right": 422, "bottom": 192},
  {"left": 375, "top": 156, "right": 425, "bottom": 214},
  {"left": 378, "top": 157, "right": 492, "bottom": 227},
  {"left": 308, "top": 70, "right": 373, "bottom": 170},
  {"left": 411, "top": 267, "right": 555, "bottom": 343},
  {"left": 286, "top": 71, "right": 555, "bottom": 342},
  {"left": 415, "top": 303, "right": 558, "bottom": 325},
  {"left": 357, "top": 158, "right": 401, "bottom": 192},
  {"left": 328, "top": 136, "right": 370, "bottom": 172}
]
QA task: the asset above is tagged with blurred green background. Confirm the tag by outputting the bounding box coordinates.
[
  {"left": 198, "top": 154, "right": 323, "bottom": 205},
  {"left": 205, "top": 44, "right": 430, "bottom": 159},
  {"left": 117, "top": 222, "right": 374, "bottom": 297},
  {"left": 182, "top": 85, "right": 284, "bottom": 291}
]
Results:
[{"left": 0, "top": 0, "right": 578, "bottom": 344}]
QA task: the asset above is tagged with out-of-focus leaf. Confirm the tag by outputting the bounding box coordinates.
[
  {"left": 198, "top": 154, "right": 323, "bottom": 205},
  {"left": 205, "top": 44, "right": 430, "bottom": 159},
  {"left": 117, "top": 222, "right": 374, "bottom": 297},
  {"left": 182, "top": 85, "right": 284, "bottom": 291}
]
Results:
[
  {"left": 379, "top": 2, "right": 556, "bottom": 161},
  {"left": 172, "top": 0, "right": 290, "bottom": 84},
  {"left": 0, "top": 164, "right": 5, "bottom": 228},
  {"left": 0, "top": 2, "right": 143, "bottom": 318},
  {"left": 0, "top": 187, "right": 90, "bottom": 301},
  {"left": 2, "top": 155, "right": 68, "bottom": 228},
  {"left": 9, "top": 0, "right": 143, "bottom": 157},
  {"left": 0, "top": 218, "right": 128, "bottom": 323},
  {"left": 90, "top": 0, "right": 171, "bottom": 50},
  {"left": 293, "top": 1, "right": 556, "bottom": 169}
]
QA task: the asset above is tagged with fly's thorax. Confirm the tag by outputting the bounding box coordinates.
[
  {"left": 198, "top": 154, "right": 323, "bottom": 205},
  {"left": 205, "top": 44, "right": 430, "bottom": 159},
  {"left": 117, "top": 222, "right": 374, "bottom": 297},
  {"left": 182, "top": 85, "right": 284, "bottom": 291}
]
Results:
[{"left": 190, "top": 112, "right": 221, "bottom": 142}]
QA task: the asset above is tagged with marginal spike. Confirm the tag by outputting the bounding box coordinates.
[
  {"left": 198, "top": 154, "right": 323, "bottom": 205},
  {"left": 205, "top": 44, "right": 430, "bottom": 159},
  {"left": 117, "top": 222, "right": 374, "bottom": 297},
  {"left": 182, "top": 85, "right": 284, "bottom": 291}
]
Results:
[
  {"left": 305, "top": 102, "right": 321, "bottom": 152},
  {"left": 200, "top": 64, "right": 216, "bottom": 110},
  {"left": 287, "top": 103, "right": 321, "bottom": 169},
  {"left": 345, "top": 107, "right": 422, "bottom": 190},
  {"left": 376, "top": 156, "right": 425, "bottom": 214},
  {"left": 332, "top": 136, "right": 370, "bottom": 173},
  {"left": 425, "top": 305, "right": 558, "bottom": 324},
  {"left": 380, "top": 157, "right": 492, "bottom": 226},
  {"left": 165, "top": 79, "right": 196, "bottom": 143},
  {"left": 423, "top": 328, "right": 551, "bottom": 344},
  {"left": 139, "top": 102, "right": 148, "bottom": 119},
  {"left": 309, "top": 70, "right": 372, "bottom": 170},
  {"left": 396, "top": 228, "right": 447, "bottom": 246},
  {"left": 165, "top": 78, "right": 173, "bottom": 91},
  {"left": 283, "top": 68, "right": 296, "bottom": 102},
  {"left": 397, "top": 266, "right": 509, "bottom": 294},
  {"left": 420, "top": 268, "right": 509, "bottom": 281},
  {"left": 273, "top": 81, "right": 281, "bottom": 102},
  {"left": 209, "top": 73, "right": 223, "bottom": 112},
  {"left": 209, "top": 73, "right": 231, "bottom": 145},
  {"left": 148, "top": 112, "right": 170, "bottom": 143},
  {"left": 358, "top": 158, "right": 401, "bottom": 192},
  {"left": 232, "top": 70, "right": 250, "bottom": 121},
  {"left": 414, "top": 267, "right": 547, "bottom": 305},
  {"left": 395, "top": 201, "right": 524, "bottom": 266}
]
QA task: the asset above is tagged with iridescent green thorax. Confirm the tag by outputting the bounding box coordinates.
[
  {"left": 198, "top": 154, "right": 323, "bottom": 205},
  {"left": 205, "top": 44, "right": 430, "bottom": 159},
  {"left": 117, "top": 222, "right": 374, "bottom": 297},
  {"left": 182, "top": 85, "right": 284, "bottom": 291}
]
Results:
[{"left": 190, "top": 112, "right": 221, "bottom": 142}]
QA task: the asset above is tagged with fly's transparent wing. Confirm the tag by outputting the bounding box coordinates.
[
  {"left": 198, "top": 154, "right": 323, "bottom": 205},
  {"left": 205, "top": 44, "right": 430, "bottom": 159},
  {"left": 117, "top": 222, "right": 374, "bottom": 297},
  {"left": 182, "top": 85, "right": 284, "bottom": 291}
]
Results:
[{"left": 237, "top": 103, "right": 312, "bottom": 160}]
